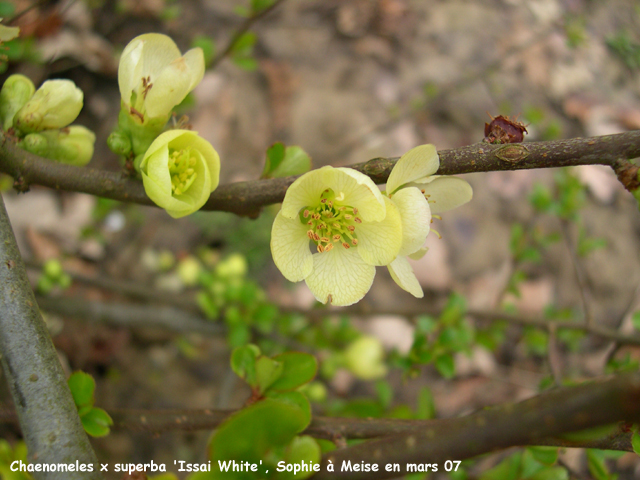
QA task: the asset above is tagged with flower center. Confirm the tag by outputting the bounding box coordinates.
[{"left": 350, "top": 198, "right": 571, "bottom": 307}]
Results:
[
  {"left": 301, "top": 189, "right": 362, "bottom": 253},
  {"left": 168, "top": 148, "right": 197, "bottom": 196}
]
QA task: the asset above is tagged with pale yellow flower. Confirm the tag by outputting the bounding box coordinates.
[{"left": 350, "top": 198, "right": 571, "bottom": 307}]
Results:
[
  {"left": 271, "top": 166, "right": 402, "bottom": 306},
  {"left": 385, "top": 144, "right": 473, "bottom": 297},
  {"left": 118, "top": 33, "right": 204, "bottom": 122},
  {"left": 139, "top": 130, "right": 220, "bottom": 218}
]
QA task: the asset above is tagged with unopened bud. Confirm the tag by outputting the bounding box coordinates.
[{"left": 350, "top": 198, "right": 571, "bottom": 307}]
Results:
[
  {"left": 0, "top": 74, "right": 35, "bottom": 130},
  {"left": 14, "top": 79, "right": 83, "bottom": 133}
]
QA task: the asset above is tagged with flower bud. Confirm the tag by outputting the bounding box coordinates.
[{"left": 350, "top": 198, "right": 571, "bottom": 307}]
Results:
[
  {"left": 177, "top": 255, "right": 202, "bottom": 286},
  {"left": 14, "top": 79, "right": 83, "bottom": 133},
  {"left": 107, "top": 129, "right": 132, "bottom": 157},
  {"left": 139, "top": 129, "right": 220, "bottom": 218},
  {"left": 22, "top": 126, "right": 95, "bottom": 166},
  {"left": 0, "top": 74, "right": 35, "bottom": 130},
  {"left": 344, "top": 336, "right": 388, "bottom": 381},
  {"left": 215, "top": 254, "right": 248, "bottom": 279}
]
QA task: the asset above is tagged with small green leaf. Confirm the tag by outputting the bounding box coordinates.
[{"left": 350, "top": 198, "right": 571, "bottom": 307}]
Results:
[
  {"left": 230, "top": 344, "right": 261, "bottom": 387},
  {"left": 271, "top": 146, "right": 312, "bottom": 178},
  {"left": 435, "top": 354, "right": 455, "bottom": 379},
  {"left": 528, "top": 446, "right": 558, "bottom": 466},
  {"left": 208, "top": 398, "right": 307, "bottom": 468},
  {"left": 68, "top": 371, "right": 95, "bottom": 409},
  {"left": 275, "top": 436, "right": 322, "bottom": 480},
  {"left": 80, "top": 407, "right": 113, "bottom": 437},
  {"left": 232, "top": 56, "right": 258, "bottom": 70},
  {"left": 586, "top": 449, "right": 610, "bottom": 480},
  {"left": 262, "top": 142, "right": 285, "bottom": 177},
  {"left": 527, "top": 467, "right": 568, "bottom": 480},
  {"left": 480, "top": 452, "right": 521, "bottom": 480},
  {"left": 375, "top": 380, "right": 393, "bottom": 408},
  {"left": 191, "top": 36, "right": 216, "bottom": 67},
  {"left": 255, "top": 356, "right": 284, "bottom": 394},
  {"left": 631, "top": 428, "right": 640, "bottom": 456},
  {"left": 266, "top": 390, "right": 312, "bottom": 431},
  {"left": 269, "top": 352, "right": 318, "bottom": 392},
  {"left": 416, "top": 386, "right": 435, "bottom": 420},
  {"left": 632, "top": 312, "right": 640, "bottom": 332}
]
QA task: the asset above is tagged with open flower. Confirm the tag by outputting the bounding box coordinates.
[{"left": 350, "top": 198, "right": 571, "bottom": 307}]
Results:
[
  {"left": 385, "top": 144, "right": 473, "bottom": 297},
  {"left": 13, "top": 79, "right": 83, "bottom": 134},
  {"left": 271, "top": 166, "right": 403, "bottom": 306},
  {"left": 118, "top": 33, "right": 204, "bottom": 123},
  {"left": 139, "top": 129, "right": 220, "bottom": 218}
]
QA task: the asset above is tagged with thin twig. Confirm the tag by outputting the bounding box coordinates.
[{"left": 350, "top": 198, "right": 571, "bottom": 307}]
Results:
[
  {"left": 208, "top": 0, "right": 286, "bottom": 70},
  {"left": 560, "top": 219, "right": 594, "bottom": 326}
]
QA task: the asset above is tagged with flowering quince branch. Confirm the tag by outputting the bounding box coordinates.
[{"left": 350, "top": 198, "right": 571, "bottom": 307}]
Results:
[{"left": 1, "top": 131, "right": 639, "bottom": 216}]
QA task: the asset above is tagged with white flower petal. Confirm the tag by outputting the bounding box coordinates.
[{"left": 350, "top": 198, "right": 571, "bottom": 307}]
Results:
[
  {"left": 390, "top": 186, "right": 431, "bottom": 256},
  {"left": 280, "top": 166, "right": 332, "bottom": 219},
  {"left": 182, "top": 47, "right": 206, "bottom": 91},
  {"left": 356, "top": 196, "right": 402, "bottom": 266},
  {"left": 416, "top": 176, "right": 473, "bottom": 214},
  {"left": 324, "top": 168, "right": 386, "bottom": 222},
  {"left": 271, "top": 211, "right": 314, "bottom": 282},
  {"left": 408, "top": 247, "right": 428, "bottom": 260},
  {"left": 136, "top": 33, "right": 181, "bottom": 80},
  {"left": 305, "top": 247, "right": 375, "bottom": 306},
  {"left": 118, "top": 37, "right": 144, "bottom": 103},
  {"left": 388, "top": 256, "right": 423, "bottom": 298},
  {"left": 386, "top": 144, "right": 439, "bottom": 194}
]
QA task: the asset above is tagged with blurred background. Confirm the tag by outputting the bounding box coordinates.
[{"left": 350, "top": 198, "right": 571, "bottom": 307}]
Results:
[{"left": 2, "top": 0, "right": 640, "bottom": 478}]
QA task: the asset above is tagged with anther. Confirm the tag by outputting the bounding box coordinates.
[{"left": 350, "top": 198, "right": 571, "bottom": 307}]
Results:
[
  {"left": 324, "top": 243, "right": 334, "bottom": 252},
  {"left": 342, "top": 242, "right": 350, "bottom": 249},
  {"left": 317, "top": 244, "right": 325, "bottom": 253},
  {"left": 303, "top": 210, "right": 310, "bottom": 218},
  {"left": 354, "top": 217, "right": 362, "bottom": 224},
  {"left": 352, "top": 239, "right": 359, "bottom": 245}
]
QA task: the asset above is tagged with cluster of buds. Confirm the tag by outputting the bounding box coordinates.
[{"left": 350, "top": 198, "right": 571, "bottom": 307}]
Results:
[{"left": 0, "top": 75, "right": 95, "bottom": 165}]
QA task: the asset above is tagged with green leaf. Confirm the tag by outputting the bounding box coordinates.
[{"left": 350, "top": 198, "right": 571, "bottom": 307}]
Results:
[
  {"left": 528, "top": 447, "right": 558, "bottom": 466},
  {"left": 269, "top": 352, "right": 318, "bottom": 392},
  {"left": 266, "top": 390, "right": 312, "bottom": 431},
  {"left": 632, "top": 312, "right": 640, "bottom": 332},
  {"left": 191, "top": 36, "right": 216, "bottom": 67},
  {"left": 586, "top": 449, "right": 610, "bottom": 480},
  {"left": 231, "top": 344, "right": 261, "bottom": 387},
  {"left": 262, "top": 142, "right": 285, "bottom": 177},
  {"left": 524, "top": 328, "right": 548, "bottom": 356},
  {"left": 527, "top": 467, "right": 568, "bottom": 480},
  {"left": 255, "top": 356, "right": 284, "bottom": 394},
  {"left": 631, "top": 428, "right": 640, "bottom": 456},
  {"left": 415, "top": 386, "right": 435, "bottom": 420},
  {"left": 435, "top": 354, "right": 455, "bottom": 379},
  {"left": 271, "top": 146, "right": 312, "bottom": 178},
  {"left": 560, "top": 424, "right": 619, "bottom": 442},
  {"left": 480, "top": 452, "right": 521, "bottom": 480},
  {"left": 275, "top": 436, "right": 322, "bottom": 480},
  {"left": 68, "top": 371, "right": 95, "bottom": 409},
  {"left": 233, "top": 56, "right": 258, "bottom": 71},
  {"left": 80, "top": 407, "right": 113, "bottom": 437},
  {"left": 440, "top": 293, "right": 466, "bottom": 326},
  {"left": 375, "top": 380, "right": 393, "bottom": 408},
  {"left": 208, "top": 398, "right": 307, "bottom": 469}
]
